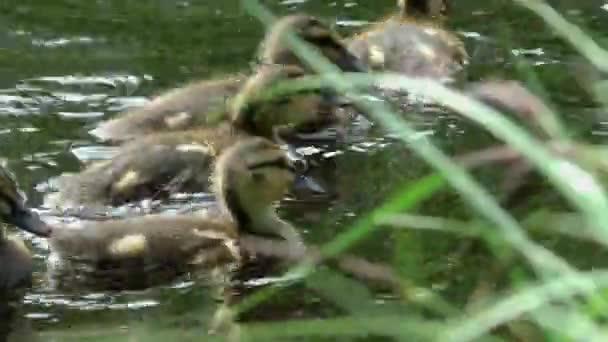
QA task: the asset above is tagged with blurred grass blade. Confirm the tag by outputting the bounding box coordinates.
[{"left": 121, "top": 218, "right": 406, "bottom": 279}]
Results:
[
  {"left": 239, "top": 0, "right": 592, "bottom": 312},
  {"left": 441, "top": 270, "right": 608, "bottom": 342},
  {"left": 305, "top": 267, "right": 407, "bottom": 315},
  {"left": 242, "top": 315, "right": 441, "bottom": 340},
  {"left": 236, "top": 173, "right": 446, "bottom": 315},
  {"left": 514, "top": 0, "right": 608, "bottom": 73}
]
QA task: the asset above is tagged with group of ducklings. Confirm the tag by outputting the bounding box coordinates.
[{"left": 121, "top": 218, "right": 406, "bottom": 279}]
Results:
[{"left": 1, "top": 0, "right": 467, "bottom": 293}]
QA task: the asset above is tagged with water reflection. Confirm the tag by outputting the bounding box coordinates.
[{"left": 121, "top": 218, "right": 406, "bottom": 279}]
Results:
[{"left": 0, "top": 0, "right": 604, "bottom": 339}]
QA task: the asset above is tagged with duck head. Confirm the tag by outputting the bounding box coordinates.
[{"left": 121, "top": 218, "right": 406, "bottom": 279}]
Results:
[
  {"left": 259, "top": 14, "right": 366, "bottom": 72},
  {"left": 213, "top": 137, "right": 304, "bottom": 238},
  {"left": 231, "top": 64, "right": 340, "bottom": 141}
]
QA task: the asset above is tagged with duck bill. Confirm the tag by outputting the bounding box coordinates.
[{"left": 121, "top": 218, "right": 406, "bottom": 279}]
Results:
[{"left": 9, "top": 205, "right": 52, "bottom": 237}]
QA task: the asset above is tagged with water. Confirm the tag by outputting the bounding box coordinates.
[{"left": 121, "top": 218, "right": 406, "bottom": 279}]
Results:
[{"left": 1, "top": 0, "right": 608, "bottom": 340}]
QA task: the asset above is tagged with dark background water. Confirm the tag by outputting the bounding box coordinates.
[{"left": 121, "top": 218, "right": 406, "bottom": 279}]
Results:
[{"left": 1, "top": 0, "right": 608, "bottom": 340}]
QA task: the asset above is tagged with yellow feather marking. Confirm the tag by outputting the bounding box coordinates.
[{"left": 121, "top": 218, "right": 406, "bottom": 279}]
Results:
[
  {"left": 368, "top": 44, "right": 385, "bottom": 68},
  {"left": 423, "top": 27, "right": 439, "bottom": 36},
  {"left": 108, "top": 234, "right": 147, "bottom": 257},
  {"left": 164, "top": 111, "right": 191, "bottom": 128},
  {"left": 416, "top": 42, "right": 436, "bottom": 59},
  {"left": 114, "top": 170, "right": 139, "bottom": 191}
]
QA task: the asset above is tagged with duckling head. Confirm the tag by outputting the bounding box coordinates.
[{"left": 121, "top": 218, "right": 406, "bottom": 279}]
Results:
[
  {"left": 0, "top": 167, "right": 52, "bottom": 237},
  {"left": 398, "top": 0, "right": 449, "bottom": 20},
  {"left": 259, "top": 14, "right": 366, "bottom": 72},
  {"left": 213, "top": 137, "right": 302, "bottom": 238},
  {"left": 231, "top": 64, "right": 340, "bottom": 141}
]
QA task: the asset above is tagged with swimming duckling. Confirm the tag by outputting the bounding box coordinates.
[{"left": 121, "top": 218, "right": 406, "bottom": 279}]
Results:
[
  {"left": 48, "top": 65, "right": 334, "bottom": 209},
  {"left": 258, "top": 14, "right": 366, "bottom": 73},
  {"left": 347, "top": 0, "right": 467, "bottom": 79},
  {"left": 47, "top": 138, "right": 303, "bottom": 289},
  {"left": 0, "top": 166, "right": 52, "bottom": 295},
  {"left": 90, "top": 75, "right": 245, "bottom": 142},
  {"left": 91, "top": 15, "right": 364, "bottom": 143}
]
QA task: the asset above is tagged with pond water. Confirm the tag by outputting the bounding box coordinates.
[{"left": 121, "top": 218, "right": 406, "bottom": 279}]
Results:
[{"left": 2, "top": 0, "right": 608, "bottom": 340}]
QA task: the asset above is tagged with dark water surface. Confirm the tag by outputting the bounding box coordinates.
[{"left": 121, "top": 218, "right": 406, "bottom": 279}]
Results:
[{"left": 1, "top": 0, "right": 608, "bottom": 340}]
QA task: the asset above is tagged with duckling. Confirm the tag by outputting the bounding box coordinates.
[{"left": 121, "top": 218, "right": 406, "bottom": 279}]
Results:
[
  {"left": 258, "top": 14, "right": 366, "bottom": 73},
  {"left": 48, "top": 65, "right": 334, "bottom": 209},
  {"left": 346, "top": 0, "right": 467, "bottom": 79},
  {"left": 47, "top": 138, "right": 303, "bottom": 289},
  {"left": 91, "top": 15, "right": 363, "bottom": 143},
  {"left": 90, "top": 75, "right": 245, "bottom": 142},
  {"left": 0, "top": 166, "right": 52, "bottom": 295}
]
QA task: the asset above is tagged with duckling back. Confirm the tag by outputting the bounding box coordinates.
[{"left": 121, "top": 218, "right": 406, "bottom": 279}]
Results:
[
  {"left": 91, "top": 77, "right": 244, "bottom": 142},
  {"left": 347, "top": 0, "right": 466, "bottom": 78},
  {"left": 48, "top": 215, "right": 240, "bottom": 289},
  {"left": 47, "top": 124, "right": 242, "bottom": 209},
  {"left": 348, "top": 21, "right": 466, "bottom": 78}
]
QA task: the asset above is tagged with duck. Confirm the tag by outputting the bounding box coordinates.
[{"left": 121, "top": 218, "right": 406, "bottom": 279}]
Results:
[
  {"left": 91, "top": 14, "right": 364, "bottom": 143},
  {"left": 47, "top": 137, "right": 304, "bottom": 290},
  {"left": 0, "top": 166, "right": 52, "bottom": 296},
  {"left": 47, "top": 64, "right": 334, "bottom": 209},
  {"left": 346, "top": 0, "right": 468, "bottom": 79},
  {"left": 90, "top": 75, "right": 245, "bottom": 142}
]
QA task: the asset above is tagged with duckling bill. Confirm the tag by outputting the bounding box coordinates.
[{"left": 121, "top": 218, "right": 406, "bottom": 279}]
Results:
[{"left": 48, "top": 138, "right": 304, "bottom": 290}]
